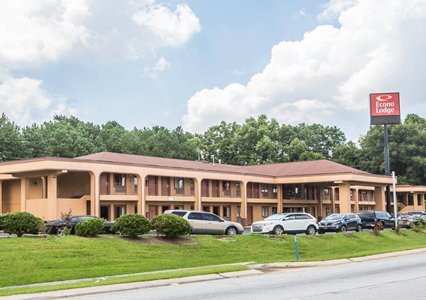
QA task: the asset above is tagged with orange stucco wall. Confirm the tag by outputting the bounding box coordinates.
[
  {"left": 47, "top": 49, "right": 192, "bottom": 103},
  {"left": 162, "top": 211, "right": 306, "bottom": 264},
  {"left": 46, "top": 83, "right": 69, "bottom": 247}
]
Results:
[{"left": 2, "top": 180, "right": 21, "bottom": 213}]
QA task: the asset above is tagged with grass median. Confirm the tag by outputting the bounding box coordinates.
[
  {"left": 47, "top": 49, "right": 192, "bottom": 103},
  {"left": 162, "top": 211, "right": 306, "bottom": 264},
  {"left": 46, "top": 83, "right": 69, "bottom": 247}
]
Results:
[{"left": 0, "top": 229, "right": 425, "bottom": 293}]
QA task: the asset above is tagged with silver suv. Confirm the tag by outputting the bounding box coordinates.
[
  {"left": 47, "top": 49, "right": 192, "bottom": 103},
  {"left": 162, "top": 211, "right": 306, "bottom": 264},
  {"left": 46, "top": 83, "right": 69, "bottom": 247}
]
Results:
[{"left": 163, "top": 210, "right": 244, "bottom": 235}]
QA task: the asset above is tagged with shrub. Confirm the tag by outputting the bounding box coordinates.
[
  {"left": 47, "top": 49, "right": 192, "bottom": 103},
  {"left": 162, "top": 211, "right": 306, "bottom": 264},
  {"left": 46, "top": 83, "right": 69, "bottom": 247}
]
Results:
[
  {"left": 151, "top": 214, "right": 191, "bottom": 239},
  {"left": 2, "top": 212, "right": 43, "bottom": 237},
  {"left": 0, "top": 214, "right": 5, "bottom": 231},
  {"left": 112, "top": 214, "right": 150, "bottom": 239},
  {"left": 75, "top": 218, "right": 105, "bottom": 237}
]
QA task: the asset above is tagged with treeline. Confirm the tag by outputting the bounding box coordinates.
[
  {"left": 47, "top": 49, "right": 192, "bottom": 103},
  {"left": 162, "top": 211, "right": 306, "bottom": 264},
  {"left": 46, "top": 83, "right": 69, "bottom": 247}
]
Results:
[{"left": 0, "top": 113, "right": 425, "bottom": 185}]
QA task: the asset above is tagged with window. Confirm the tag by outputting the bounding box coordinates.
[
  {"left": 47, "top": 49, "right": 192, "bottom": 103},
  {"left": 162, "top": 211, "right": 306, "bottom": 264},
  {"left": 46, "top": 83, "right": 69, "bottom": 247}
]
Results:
[
  {"left": 236, "top": 183, "right": 241, "bottom": 197},
  {"left": 133, "top": 176, "right": 138, "bottom": 193},
  {"left": 272, "top": 185, "right": 278, "bottom": 199},
  {"left": 203, "top": 213, "right": 221, "bottom": 222},
  {"left": 324, "top": 188, "right": 330, "bottom": 200},
  {"left": 418, "top": 194, "right": 422, "bottom": 206},
  {"left": 237, "top": 206, "right": 241, "bottom": 217},
  {"left": 223, "top": 181, "right": 231, "bottom": 196},
  {"left": 261, "top": 206, "right": 269, "bottom": 218},
  {"left": 295, "top": 214, "right": 310, "bottom": 220},
  {"left": 223, "top": 206, "right": 231, "bottom": 218},
  {"left": 174, "top": 178, "right": 184, "bottom": 194},
  {"left": 188, "top": 212, "right": 203, "bottom": 220},
  {"left": 408, "top": 194, "right": 414, "bottom": 206},
  {"left": 171, "top": 211, "right": 187, "bottom": 217},
  {"left": 189, "top": 179, "right": 195, "bottom": 196},
  {"left": 271, "top": 207, "right": 277, "bottom": 215},
  {"left": 261, "top": 184, "right": 269, "bottom": 197},
  {"left": 114, "top": 174, "right": 126, "bottom": 192}
]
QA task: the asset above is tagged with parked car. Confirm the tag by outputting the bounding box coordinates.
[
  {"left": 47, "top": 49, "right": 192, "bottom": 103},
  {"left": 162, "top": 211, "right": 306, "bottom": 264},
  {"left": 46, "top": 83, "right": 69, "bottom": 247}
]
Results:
[
  {"left": 251, "top": 213, "right": 318, "bottom": 235},
  {"left": 163, "top": 210, "right": 244, "bottom": 235},
  {"left": 46, "top": 215, "right": 114, "bottom": 234},
  {"left": 397, "top": 214, "right": 422, "bottom": 228},
  {"left": 357, "top": 211, "right": 395, "bottom": 229},
  {"left": 318, "top": 213, "right": 363, "bottom": 233}
]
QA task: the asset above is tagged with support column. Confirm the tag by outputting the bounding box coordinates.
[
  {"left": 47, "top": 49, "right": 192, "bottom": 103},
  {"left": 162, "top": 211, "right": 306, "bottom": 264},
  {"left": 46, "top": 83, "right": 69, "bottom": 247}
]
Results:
[
  {"left": 219, "top": 205, "right": 223, "bottom": 217},
  {"left": 277, "top": 184, "right": 283, "bottom": 213},
  {"left": 413, "top": 193, "right": 419, "bottom": 210},
  {"left": 317, "top": 186, "right": 323, "bottom": 220},
  {"left": 194, "top": 178, "right": 201, "bottom": 211},
  {"left": 47, "top": 174, "right": 58, "bottom": 220},
  {"left": 353, "top": 188, "right": 359, "bottom": 213},
  {"left": 240, "top": 181, "right": 247, "bottom": 225},
  {"left": 20, "top": 178, "right": 27, "bottom": 212},
  {"left": 90, "top": 172, "right": 101, "bottom": 217},
  {"left": 331, "top": 187, "right": 336, "bottom": 213},
  {"left": 158, "top": 205, "right": 163, "bottom": 215},
  {"left": 374, "top": 186, "right": 386, "bottom": 211},
  {"left": 41, "top": 177, "right": 47, "bottom": 198},
  {"left": 111, "top": 205, "right": 116, "bottom": 220},
  {"left": 137, "top": 174, "right": 146, "bottom": 216},
  {"left": 338, "top": 183, "right": 351, "bottom": 213}
]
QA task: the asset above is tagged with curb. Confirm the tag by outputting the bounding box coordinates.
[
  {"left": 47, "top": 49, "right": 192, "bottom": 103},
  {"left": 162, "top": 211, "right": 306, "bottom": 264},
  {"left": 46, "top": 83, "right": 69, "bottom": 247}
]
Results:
[{"left": 1, "top": 270, "right": 263, "bottom": 300}]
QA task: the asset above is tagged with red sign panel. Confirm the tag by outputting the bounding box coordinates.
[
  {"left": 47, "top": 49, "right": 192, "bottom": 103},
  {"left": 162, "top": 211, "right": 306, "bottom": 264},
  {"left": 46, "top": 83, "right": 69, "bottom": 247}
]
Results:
[{"left": 370, "top": 92, "right": 401, "bottom": 125}]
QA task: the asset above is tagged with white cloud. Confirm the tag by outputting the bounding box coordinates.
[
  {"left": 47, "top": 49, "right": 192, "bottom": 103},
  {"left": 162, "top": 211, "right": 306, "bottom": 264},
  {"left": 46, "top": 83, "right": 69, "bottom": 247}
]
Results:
[
  {"left": 0, "top": 0, "right": 200, "bottom": 125},
  {"left": 132, "top": 3, "right": 201, "bottom": 47},
  {"left": 182, "top": 0, "right": 426, "bottom": 137},
  {"left": 144, "top": 57, "right": 171, "bottom": 79},
  {"left": 0, "top": 0, "right": 201, "bottom": 67},
  {"left": 0, "top": 0, "right": 90, "bottom": 68},
  {"left": 0, "top": 70, "right": 76, "bottom": 125}
]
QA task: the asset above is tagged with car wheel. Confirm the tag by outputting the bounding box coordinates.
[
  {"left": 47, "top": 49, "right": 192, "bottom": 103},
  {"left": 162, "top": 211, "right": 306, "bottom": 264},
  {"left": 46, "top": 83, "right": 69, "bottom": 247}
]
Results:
[
  {"left": 356, "top": 225, "right": 363, "bottom": 232},
  {"left": 306, "top": 225, "right": 317, "bottom": 235},
  {"left": 273, "top": 226, "right": 284, "bottom": 235},
  {"left": 339, "top": 225, "right": 347, "bottom": 233},
  {"left": 225, "top": 226, "right": 238, "bottom": 235}
]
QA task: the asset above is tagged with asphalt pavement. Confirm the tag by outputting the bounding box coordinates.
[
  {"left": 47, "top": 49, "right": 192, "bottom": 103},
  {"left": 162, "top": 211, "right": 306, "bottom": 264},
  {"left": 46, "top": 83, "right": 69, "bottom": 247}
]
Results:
[{"left": 61, "top": 250, "right": 426, "bottom": 300}]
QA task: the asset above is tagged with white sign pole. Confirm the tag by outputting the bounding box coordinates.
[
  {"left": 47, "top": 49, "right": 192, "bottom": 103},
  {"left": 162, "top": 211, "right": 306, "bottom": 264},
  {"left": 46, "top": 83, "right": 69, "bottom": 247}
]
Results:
[{"left": 392, "top": 171, "right": 398, "bottom": 229}]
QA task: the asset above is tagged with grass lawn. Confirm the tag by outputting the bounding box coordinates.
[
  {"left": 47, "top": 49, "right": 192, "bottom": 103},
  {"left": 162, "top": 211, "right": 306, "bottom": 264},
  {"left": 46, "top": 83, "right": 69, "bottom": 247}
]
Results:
[{"left": 0, "top": 229, "right": 425, "bottom": 289}]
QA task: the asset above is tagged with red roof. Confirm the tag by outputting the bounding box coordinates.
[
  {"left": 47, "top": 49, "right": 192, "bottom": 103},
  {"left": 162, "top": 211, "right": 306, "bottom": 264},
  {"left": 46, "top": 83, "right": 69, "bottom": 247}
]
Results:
[{"left": 76, "top": 152, "right": 369, "bottom": 177}]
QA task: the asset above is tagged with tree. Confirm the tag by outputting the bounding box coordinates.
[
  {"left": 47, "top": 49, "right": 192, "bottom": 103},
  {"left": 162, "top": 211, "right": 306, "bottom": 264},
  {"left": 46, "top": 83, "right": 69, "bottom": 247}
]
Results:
[
  {"left": 0, "top": 113, "right": 25, "bottom": 161},
  {"left": 359, "top": 114, "right": 426, "bottom": 185}
]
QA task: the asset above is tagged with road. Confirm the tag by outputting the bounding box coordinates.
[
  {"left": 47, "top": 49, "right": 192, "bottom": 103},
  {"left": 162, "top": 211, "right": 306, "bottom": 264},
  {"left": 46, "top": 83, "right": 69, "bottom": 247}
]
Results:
[{"left": 67, "top": 251, "right": 426, "bottom": 300}]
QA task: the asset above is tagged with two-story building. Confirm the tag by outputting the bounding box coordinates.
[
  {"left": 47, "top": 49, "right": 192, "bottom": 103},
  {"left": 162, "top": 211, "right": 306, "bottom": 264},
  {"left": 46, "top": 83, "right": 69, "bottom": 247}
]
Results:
[{"left": 0, "top": 152, "right": 424, "bottom": 224}]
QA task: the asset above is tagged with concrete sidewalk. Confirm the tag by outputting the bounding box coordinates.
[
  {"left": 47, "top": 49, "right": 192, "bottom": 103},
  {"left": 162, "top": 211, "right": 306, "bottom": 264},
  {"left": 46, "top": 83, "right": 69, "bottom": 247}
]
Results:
[{"left": 3, "top": 247, "right": 426, "bottom": 300}]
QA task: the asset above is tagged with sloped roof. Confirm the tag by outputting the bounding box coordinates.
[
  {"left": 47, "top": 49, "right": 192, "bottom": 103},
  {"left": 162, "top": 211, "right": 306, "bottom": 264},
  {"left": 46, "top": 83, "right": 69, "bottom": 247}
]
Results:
[
  {"left": 76, "top": 152, "right": 369, "bottom": 177},
  {"left": 245, "top": 160, "right": 369, "bottom": 177}
]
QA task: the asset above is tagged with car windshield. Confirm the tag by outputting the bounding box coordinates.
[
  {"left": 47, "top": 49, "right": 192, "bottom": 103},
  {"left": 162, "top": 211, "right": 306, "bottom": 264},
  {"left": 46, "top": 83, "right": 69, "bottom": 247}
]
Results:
[
  {"left": 264, "top": 214, "right": 286, "bottom": 221},
  {"left": 324, "top": 214, "right": 344, "bottom": 220}
]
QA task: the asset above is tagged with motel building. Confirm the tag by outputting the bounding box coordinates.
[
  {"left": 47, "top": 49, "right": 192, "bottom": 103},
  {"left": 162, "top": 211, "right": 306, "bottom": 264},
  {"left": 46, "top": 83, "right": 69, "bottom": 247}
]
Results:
[{"left": 0, "top": 152, "right": 424, "bottom": 224}]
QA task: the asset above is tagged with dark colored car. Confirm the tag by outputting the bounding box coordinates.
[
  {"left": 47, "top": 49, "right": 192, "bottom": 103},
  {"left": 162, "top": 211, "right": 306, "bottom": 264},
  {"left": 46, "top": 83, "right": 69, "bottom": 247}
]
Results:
[
  {"left": 46, "top": 216, "right": 114, "bottom": 234},
  {"left": 318, "top": 213, "right": 362, "bottom": 233},
  {"left": 357, "top": 211, "right": 395, "bottom": 229}
]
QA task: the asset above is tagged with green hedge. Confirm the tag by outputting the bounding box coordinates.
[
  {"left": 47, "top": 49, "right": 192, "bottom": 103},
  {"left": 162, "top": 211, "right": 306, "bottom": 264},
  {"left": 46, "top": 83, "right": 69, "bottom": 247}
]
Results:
[
  {"left": 75, "top": 218, "right": 105, "bottom": 237},
  {"left": 151, "top": 214, "right": 191, "bottom": 239},
  {"left": 111, "top": 214, "right": 150, "bottom": 239},
  {"left": 1, "top": 212, "right": 43, "bottom": 237}
]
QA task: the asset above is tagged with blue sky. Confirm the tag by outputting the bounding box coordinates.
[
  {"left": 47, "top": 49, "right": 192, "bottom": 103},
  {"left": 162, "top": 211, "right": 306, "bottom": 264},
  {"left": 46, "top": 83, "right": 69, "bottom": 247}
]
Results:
[{"left": 1, "top": 0, "right": 425, "bottom": 141}]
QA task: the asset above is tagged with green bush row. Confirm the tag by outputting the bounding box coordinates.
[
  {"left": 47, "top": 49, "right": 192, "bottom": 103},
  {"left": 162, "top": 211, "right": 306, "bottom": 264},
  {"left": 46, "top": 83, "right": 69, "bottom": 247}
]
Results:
[{"left": 0, "top": 212, "right": 190, "bottom": 239}]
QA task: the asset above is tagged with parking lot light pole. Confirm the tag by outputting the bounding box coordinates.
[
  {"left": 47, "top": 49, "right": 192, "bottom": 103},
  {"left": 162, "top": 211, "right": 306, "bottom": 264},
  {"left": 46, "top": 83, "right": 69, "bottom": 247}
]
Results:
[{"left": 392, "top": 171, "right": 398, "bottom": 229}]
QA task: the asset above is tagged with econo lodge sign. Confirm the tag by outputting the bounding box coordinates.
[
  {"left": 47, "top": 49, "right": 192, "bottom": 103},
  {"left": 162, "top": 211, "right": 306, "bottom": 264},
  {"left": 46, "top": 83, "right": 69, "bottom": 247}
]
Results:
[{"left": 370, "top": 92, "right": 401, "bottom": 125}]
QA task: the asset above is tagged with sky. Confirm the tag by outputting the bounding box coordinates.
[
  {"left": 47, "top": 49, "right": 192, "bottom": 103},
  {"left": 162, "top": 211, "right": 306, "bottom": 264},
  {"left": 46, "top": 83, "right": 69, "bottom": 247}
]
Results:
[{"left": 1, "top": 0, "right": 426, "bottom": 141}]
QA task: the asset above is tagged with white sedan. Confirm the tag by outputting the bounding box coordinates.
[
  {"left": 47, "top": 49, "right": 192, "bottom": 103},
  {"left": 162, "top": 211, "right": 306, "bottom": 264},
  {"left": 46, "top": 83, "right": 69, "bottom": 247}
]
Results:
[{"left": 251, "top": 213, "right": 318, "bottom": 235}]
